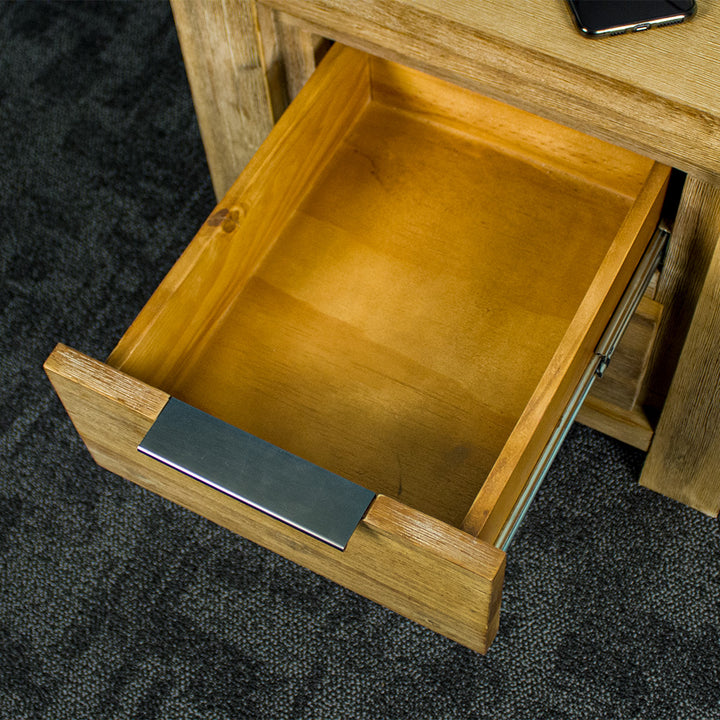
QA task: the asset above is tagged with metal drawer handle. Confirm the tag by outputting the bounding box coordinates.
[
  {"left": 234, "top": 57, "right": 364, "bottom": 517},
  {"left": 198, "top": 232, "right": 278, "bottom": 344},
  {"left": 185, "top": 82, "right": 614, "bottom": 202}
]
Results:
[{"left": 138, "top": 398, "right": 376, "bottom": 550}]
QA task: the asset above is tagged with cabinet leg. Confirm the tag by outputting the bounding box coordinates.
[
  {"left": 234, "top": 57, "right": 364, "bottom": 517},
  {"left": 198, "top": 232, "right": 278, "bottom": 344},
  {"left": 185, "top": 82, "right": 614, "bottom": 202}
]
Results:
[
  {"left": 275, "top": 12, "right": 330, "bottom": 101},
  {"left": 170, "top": 0, "right": 281, "bottom": 200},
  {"left": 645, "top": 176, "right": 720, "bottom": 409},
  {"left": 640, "top": 180, "right": 720, "bottom": 516},
  {"left": 171, "top": 1, "right": 324, "bottom": 201}
]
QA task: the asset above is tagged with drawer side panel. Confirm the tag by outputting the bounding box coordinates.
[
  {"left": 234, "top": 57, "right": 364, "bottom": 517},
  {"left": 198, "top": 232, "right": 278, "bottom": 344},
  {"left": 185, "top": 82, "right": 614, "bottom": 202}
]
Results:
[
  {"left": 108, "top": 45, "right": 371, "bottom": 391},
  {"left": 463, "top": 162, "right": 670, "bottom": 544}
]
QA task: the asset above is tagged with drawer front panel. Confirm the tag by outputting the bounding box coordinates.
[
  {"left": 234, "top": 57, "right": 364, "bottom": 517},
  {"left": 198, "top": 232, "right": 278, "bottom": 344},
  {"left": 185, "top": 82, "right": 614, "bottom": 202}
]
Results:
[{"left": 44, "top": 344, "right": 506, "bottom": 654}]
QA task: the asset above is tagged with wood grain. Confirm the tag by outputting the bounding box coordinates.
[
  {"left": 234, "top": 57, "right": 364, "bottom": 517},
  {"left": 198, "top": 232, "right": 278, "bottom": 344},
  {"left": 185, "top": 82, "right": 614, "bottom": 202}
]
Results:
[
  {"left": 170, "top": 1, "right": 720, "bottom": 516},
  {"left": 275, "top": 11, "right": 330, "bottom": 100},
  {"left": 44, "top": 46, "right": 677, "bottom": 649},
  {"left": 640, "top": 230, "right": 720, "bottom": 517},
  {"left": 255, "top": 3, "right": 294, "bottom": 123},
  {"left": 462, "top": 163, "right": 669, "bottom": 544},
  {"left": 259, "top": 0, "right": 720, "bottom": 184},
  {"left": 44, "top": 344, "right": 506, "bottom": 654},
  {"left": 107, "top": 47, "right": 668, "bottom": 533},
  {"left": 108, "top": 44, "right": 371, "bottom": 394}
]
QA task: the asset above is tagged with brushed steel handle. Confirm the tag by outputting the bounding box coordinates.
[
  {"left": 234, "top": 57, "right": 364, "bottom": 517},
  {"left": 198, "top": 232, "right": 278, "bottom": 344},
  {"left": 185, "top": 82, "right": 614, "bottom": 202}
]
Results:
[{"left": 138, "top": 398, "right": 375, "bottom": 550}]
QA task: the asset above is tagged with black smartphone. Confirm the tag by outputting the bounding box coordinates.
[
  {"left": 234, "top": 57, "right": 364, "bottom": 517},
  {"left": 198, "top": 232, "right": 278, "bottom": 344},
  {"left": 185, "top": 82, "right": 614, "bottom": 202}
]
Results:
[{"left": 567, "top": 0, "right": 696, "bottom": 37}]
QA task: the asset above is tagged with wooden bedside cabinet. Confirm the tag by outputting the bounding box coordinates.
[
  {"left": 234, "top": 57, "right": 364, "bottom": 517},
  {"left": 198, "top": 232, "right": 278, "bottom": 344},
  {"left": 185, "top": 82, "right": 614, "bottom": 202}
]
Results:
[{"left": 46, "top": 44, "right": 672, "bottom": 652}]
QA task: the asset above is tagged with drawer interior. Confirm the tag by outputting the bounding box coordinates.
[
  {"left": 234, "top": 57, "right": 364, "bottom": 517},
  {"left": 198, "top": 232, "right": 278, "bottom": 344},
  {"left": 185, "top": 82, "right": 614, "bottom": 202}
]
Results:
[{"left": 108, "top": 46, "right": 668, "bottom": 533}]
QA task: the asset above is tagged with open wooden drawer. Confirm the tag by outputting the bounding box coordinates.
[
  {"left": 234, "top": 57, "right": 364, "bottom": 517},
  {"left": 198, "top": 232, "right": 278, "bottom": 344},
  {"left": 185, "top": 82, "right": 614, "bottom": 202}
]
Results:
[{"left": 44, "top": 45, "right": 670, "bottom": 653}]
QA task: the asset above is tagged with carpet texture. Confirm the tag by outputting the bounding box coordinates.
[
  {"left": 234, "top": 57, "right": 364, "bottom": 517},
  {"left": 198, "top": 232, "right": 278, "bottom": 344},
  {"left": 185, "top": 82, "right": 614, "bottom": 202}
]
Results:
[{"left": 1, "top": 2, "right": 719, "bottom": 718}]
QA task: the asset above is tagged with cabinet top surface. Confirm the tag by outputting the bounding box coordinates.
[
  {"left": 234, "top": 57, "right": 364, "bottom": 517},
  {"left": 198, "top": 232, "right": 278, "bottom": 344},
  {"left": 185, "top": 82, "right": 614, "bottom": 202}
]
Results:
[
  {"left": 411, "top": 0, "right": 719, "bottom": 115},
  {"left": 267, "top": 0, "right": 720, "bottom": 182}
]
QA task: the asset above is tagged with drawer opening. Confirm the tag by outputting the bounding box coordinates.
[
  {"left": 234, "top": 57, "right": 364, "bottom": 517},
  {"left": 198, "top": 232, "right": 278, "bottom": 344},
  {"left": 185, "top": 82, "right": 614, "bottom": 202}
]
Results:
[{"left": 107, "top": 46, "right": 669, "bottom": 537}]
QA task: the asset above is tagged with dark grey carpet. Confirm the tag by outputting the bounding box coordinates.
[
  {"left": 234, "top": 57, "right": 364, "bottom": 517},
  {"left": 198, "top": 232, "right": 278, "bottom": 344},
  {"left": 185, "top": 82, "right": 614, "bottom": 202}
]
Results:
[{"left": 1, "top": 2, "right": 719, "bottom": 718}]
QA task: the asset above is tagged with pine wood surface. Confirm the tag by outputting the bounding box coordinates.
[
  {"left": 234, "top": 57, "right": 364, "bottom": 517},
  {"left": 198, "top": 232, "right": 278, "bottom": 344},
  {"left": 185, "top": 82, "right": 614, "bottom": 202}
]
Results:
[
  {"left": 640, "top": 227, "right": 720, "bottom": 517},
  {"left": 170, "top": 0, "right": 282, "bottom": 200},
  {"left": 108, "top": 45, "right": 372, "bottom": 391},
  {"left": 170, "top": 1, "right": 330, "bottom": 200},
  {"left": 254, "top": 4, "right": 295, "bottom": 125},
  {"left": 43, "top": 46, "right": 677, "bottom": 652},
  {"left": 274, "top": 12, "right": 329, "bottom": 101},
  {"left": 259, "top": 0, "right": 720, "bottom": 185},
  {"left": 461, "top": 162, "right": 669, "bottom": 544},
  {"left": 44, "top": 344, "right": 505, "bottom": 654},
  {"left": 106, "top": 47, "right": 668, "bottom": 535},
  {"left": 163, "top": 94, "right": 641, "bottom": 528},
  {"left": 576, "top": 397, "right": 654, "bottom": 452},
  {"left": 170, "top": 0, "right": 720, "bottom": 514},
  {"left": 644, "top": 178, "right": 720, "bottom": 409}
]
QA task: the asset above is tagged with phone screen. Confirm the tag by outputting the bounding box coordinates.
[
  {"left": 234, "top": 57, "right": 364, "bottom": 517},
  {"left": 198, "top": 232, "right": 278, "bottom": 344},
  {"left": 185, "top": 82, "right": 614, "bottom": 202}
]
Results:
[{"left": 568, "top": 0, "right": 696, "bottom": 36}]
